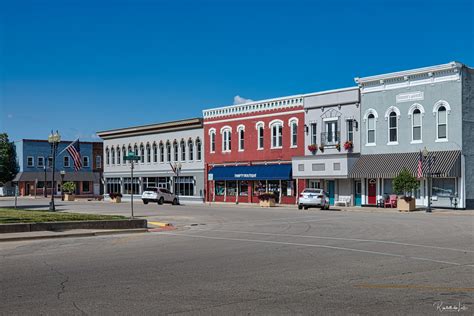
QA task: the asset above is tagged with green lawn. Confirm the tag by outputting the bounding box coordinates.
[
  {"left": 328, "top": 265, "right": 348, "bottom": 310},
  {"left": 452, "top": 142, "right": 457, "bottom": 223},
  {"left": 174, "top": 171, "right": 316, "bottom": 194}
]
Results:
[{"left": 0, "top": 208, "right": 126, "bottom": 224}]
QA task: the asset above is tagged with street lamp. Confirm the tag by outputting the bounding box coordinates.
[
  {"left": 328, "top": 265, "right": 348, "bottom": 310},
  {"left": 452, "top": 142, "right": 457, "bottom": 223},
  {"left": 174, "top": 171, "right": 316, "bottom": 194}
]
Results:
[
  {"left": 172, "top": 162, "right": 182, "bottom": 205},
  {"left": 124, "top": 151, "right": 140, "bottom": 218},
  {"left": 47, "top": 130, "right": 61, "bottom": 211},
  {"left": 43, "top": 165, "right": 47, "bottom": 197},
  {"left": 422, "top": 147, "right": 432, "bottom": 213}
]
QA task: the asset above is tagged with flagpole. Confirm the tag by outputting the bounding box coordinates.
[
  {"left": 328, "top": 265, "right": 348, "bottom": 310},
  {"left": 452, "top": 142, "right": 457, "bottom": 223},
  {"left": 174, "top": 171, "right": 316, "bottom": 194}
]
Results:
[{"left": 57, "top": 138, "right": 79, "bottom": 156}]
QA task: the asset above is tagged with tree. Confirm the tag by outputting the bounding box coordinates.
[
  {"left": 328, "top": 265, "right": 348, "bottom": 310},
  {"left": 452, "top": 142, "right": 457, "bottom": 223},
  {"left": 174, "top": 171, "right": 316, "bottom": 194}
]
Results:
[
  {"left": 0, "top": 133, "right": 19, "bottom": 185},
  {"left": 393, "top": 168, "right": 419, "bottom": 198}
]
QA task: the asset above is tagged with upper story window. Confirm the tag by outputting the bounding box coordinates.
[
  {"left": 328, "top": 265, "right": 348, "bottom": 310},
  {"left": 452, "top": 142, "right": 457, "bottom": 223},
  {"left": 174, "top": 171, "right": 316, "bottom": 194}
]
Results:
[
  {"left": 256, "top": 122, "right": 264, "bottom": 149},
  {"left": 347, "top": 120, "right": 354, "bottom": 143},
  {"left": 412, "top": 109, "right": 422, "bottom": 142},
  {"left": 209, "top": 128, "right": 216, "bottom": 153},
  {"left": 289, "top": 118, "right": 298, "bottom": 147},
  {"left": 83, "top": 156, "right": 90, "bottom": 168},
  {"left": 221, "top": 126, "right": 232, "bottom": 152},
  {"left": 270, "top": 120, "right": 283, "bottom": 148},
  {"left": 116, "top": 147, "right": 121, "bottom": 164},
  {"left": 166, "top": 141, "right": 171, "bottom": 162},
  {"left": 134, "top": 144, "right": 138, "bottom": 156},
  {"left": 140, "top": 144, "right": 145, "bottom": 163},
  {"left": 159, "top": 142, "right": 164, "bottom": 162},
  {"left": 27, "top": 156, "right": 34, "bottom": 167},
  {"left": 153, "top": 143, "right": 158, "bottom": 163},
  {"left": 37, "top": 156, "right": 44, "bottom": 168},
  {"left": 48, "top": 157, "right": 53, "bottom": 168},
  {"left": 437, "top": 106, "right": 447, "bottom": 140},
  {"left": 188, "top": 139, "right": 194, "bottom": 160},
  {"left": 64, "top": 156, "right": 70, "bottom": 168},
  {"left": 324, "top": 119, "right": 338, "bottom": 145},
  {"left": 310, "top": 123, "right": 317, "bottom": 145},
  {"left": 388, "top": 112, "right": 398, "bottom": 143},
  {"left": 196, "top": 138, "right": 202, "bottom": 160},
  {"left": 173, "top": 141, "right": 179, "bottom": 161},
  {"left": 111, "top": 147, "right": 115, "bottom": 164},
  {"left": 180, "top": 140, "right": 186, "bottom": 161},
  {"left": 146, "top": 143, "right": 151, "bottom": 163},
  {"left": 238, "top": 125, "right": 245, "bottom": 151},
  {"left": 367, "top": 114, "right": 376, "bottom": 145},
  {"left": 105, "top": 148, "right": 110, "bottom": 165},
  {"left": 124, "top": 146, "right": 129, "bottom": 163},
  {"left": 96, "top": 155, "right": 102, "bottom": 169}
]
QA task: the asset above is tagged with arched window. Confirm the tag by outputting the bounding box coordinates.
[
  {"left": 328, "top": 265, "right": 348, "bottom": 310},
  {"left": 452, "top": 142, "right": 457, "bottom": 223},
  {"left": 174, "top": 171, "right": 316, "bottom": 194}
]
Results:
[
  {"left": 122, "top": 146, "right": 126, "bottom": 164},
  {"left": 256, "top": 122, "right": 264, "bottom": 149},
  {"left": 173, "top": 140, "right": 178, "bottom": 161},
  {"left": 106, "top": 147, "right": 110, "bottom": 165},
  {"left": 437, "top": 106, "right": 447, "bottom": 140},
  {"left": 134, "top": 144, "right": 138, "bottom": 156},
  {"left": 221, "top": 127, "right": 232, "bottom": 152},
  {"left": 388, "top": 112, "right": 398, "bottom": 143},
  {"left": 289, "top": 118, "right": 298, "bottom": 147},
  {"left": 412, "top": 109, "right": 422, "bottom": 142},
  {"left": 159, "top": 142, "right": 164, "bottom": 163},
  {"left": 146, "top": 143, "right": 151, "bottom": 163},
  {"left": 180, "top": 139, "right": 186, "bottom": 161},
  {"left": 367, "top": 114, "right": 376, "bottom": 144},
  {"left": 188, "top": 139, "right": 194, "bottom": 161},
  {"left": 238, "top": 125, "right": 245, "bottom": 151},
  {"left": 116, "top": 147, "right": 121, "bottom": 164},
  {"left": 166, "top": 141, "right": 171, "bottom": 162},
  {"left": 140, "top": 144, "right": 145, "bottom": 163},
  {"left": 111, "top": 147, "right": 115, "bottom": 165},
  {"left": 153, "top": 142, "right": 157, "bottom": 163},
  {"left": 210, "top": 130, "right": 216, "bottom": 153},
  {"left": 196, "top": 138, "right": 202, "bottom": 160},
  {"left": 270, "top": 120, "right": 283, "bottom": 148}
]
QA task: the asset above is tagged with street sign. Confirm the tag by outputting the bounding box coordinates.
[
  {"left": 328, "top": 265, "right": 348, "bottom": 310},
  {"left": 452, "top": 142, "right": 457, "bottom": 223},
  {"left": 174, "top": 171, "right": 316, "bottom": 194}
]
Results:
[{"left": 124, "top": 153, "right": 140, "bottom": 161}]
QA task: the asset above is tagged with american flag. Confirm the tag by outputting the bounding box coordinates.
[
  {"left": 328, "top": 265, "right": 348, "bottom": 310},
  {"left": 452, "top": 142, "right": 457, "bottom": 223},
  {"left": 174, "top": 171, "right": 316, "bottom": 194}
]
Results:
[
  {"left": 66, "top": 139, "right": 83, "bottom": 171},
  {"left": 417, "top": 150, "right": 423, "bottom": 179}
]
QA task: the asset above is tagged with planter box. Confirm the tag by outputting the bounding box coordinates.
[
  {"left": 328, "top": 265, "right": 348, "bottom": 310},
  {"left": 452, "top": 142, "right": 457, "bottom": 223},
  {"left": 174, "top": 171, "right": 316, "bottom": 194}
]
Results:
[
  {"left": 398, "top": 197, "right": 416, "bottom": 212},
  {"left": 259, "top": 198, "right": 276, "bottom": 207},
  {"left": 111, "top": 197, "right": 122, "bottom": 203},
  {"left": 64, "top": 194, "right": 75, "bottom": 202}
]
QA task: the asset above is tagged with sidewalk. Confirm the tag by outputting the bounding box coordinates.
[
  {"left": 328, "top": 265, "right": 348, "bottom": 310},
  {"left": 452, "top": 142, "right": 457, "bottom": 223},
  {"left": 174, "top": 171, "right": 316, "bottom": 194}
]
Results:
[{"left": 0, "top": 228, "right": 148, "bottom": 243}]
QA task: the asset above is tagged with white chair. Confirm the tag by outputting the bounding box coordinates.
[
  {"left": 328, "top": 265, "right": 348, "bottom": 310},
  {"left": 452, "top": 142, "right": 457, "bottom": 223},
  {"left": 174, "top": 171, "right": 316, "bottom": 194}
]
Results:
[{"left": 335, "top": 196, "right": 351, "bottom": 207}]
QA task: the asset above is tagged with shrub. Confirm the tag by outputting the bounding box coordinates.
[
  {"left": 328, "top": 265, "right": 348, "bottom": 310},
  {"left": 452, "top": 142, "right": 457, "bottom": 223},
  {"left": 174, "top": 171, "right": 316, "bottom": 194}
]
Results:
[{"left": 62, "top": 181, "right": 76, "bottom": 194}]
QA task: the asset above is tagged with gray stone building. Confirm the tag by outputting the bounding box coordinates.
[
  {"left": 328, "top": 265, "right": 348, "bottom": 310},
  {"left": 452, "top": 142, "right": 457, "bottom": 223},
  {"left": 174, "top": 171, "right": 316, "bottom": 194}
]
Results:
[
  {"left": 292, "top": 87, "right": 361, "bottom": 206},
  {"left": 350, "top": 61, "right": 473, "bottom": 209},
  {"left": 97, "top": 118, "right": 205, "bottom": 203}
]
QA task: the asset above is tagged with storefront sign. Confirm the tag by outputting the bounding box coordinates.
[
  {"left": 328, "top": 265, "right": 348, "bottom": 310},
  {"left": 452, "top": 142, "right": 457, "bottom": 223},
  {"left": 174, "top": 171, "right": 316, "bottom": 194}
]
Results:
[{"left": 234, "top": 173, "right": 257, "bottom": 178}]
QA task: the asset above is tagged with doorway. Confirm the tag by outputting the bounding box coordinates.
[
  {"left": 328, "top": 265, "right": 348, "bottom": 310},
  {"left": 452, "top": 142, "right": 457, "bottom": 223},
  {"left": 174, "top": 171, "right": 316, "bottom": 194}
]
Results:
[
  {"left": 355, "top": 180, "right": 362, "bottom": 206},
  {"left": 368, "top": 179, "right": 377, "bottom": 205},
  {"left": 327, "top": 180, "right": 335, "bottom": 205}
]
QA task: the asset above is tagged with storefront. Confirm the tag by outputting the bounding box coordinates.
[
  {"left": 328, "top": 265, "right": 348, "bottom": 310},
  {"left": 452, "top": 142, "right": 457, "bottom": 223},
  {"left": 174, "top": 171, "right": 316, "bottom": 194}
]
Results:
[{"left": 208, "top": 164, "right": 297, "bottom": 204}]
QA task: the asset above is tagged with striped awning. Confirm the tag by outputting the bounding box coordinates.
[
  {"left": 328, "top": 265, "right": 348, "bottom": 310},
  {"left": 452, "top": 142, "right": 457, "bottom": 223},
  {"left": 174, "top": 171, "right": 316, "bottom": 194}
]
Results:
[{"left": 349, "top": 151, "right": 461, "bottom": 179}]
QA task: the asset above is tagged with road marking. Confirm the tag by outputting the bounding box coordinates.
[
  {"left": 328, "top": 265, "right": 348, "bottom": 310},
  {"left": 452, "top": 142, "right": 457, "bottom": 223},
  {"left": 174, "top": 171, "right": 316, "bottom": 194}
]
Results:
[
  {"left": 157, "top": 232, "right": 474, "bottom": 267},
  {"left": 354, "top": 284, "right": 474, "bottom": 292},
  {"left": 149, "top": 221, "right": 172, "bottom": 227},
  {"left": 251, "top": 216, "right": 347, "bottom": 226},
  {"left": 189, "top": 229, "right": 474, "bottom": 253}
]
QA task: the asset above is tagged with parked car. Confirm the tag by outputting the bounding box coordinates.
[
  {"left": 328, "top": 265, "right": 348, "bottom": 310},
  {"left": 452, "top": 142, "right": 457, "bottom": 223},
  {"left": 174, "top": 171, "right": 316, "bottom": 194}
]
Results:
[
  {"left": 142, "top": 187, "right": 179, "bottom": 205},
  {"left": 298, "top": 189, "right": 330, "bottom": 210}
]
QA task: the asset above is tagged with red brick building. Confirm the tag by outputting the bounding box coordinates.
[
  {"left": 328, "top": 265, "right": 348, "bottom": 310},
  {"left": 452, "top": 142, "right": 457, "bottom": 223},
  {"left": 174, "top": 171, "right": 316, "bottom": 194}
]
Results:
[{"left": 203, "top": 94, "right": 306, "bottom": 205}]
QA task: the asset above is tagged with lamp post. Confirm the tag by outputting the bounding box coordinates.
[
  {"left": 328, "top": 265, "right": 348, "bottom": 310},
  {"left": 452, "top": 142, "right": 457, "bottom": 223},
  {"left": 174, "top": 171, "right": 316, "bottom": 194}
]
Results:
[
  {"left": 172, "top": 162, "right": 182, "bottom": 205},
  {"left": 47, "top": 130, "right": 61, "bottom": 211},
  {"left": 124, "top": 151, "right": 140, "bottom": 218},
  {"left": 422, "top": 147, "right": 432, "bottom": 213},
  {"left": 43, "top": 165, "right": 47, "bottom": 197},
  {"left": 60, "top": 170, "right": 66, "bottom": 201}
]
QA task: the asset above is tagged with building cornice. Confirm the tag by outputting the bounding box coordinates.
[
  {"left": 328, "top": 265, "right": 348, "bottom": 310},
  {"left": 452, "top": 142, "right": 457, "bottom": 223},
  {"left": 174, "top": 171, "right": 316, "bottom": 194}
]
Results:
[{"left": 97, "top": 118, "right": 203, "bottom": 139}]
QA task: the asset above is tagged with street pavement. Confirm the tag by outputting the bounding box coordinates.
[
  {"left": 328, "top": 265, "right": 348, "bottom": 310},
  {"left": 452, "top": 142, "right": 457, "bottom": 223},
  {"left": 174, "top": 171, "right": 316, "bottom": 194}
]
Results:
[{"left": 0, "top": 197, "right": 473, "bottom": 315}]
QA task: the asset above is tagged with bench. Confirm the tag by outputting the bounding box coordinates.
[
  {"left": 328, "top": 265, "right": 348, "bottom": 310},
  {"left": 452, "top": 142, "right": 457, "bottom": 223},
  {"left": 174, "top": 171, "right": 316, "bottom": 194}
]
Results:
[{"left": 334, "top": 196, "right": 351, "bottom": 207}]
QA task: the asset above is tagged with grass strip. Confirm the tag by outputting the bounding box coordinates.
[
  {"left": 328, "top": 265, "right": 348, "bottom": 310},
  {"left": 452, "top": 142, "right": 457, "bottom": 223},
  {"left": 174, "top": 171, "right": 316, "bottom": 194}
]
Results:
[{"left": 0, "top": 208, "right": 126, "bottom": 224}]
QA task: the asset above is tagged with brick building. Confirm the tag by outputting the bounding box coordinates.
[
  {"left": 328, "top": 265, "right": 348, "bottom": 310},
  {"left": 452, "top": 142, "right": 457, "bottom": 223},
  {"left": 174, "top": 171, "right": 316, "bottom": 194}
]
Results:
[{"left": 203, "top": 94, "right": 306, "bottom": 205}]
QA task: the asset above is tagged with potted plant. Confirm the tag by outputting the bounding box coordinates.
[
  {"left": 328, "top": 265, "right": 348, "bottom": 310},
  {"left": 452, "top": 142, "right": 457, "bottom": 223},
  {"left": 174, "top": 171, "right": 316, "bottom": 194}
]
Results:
[
  {"left": 307, "top": 144, "right": 318, "bottom": 154},
  {"left": 343, "top": 141, "right": 353, "bottom": 151},
  {"left": 258, "top": 192, "right": 276, "bottom": 207},
  {"left": 319, "top": 144, "right": 325, "bottom": 153},
  {"left": 109, "top": 192, "right": 123, "bottom": 203},
  {"left": 335, "top": 143, "right": 341, "bottom": 151},
  {"left": 393, "top": 168, "right": 419, "bottom": 212},
  {"left": 62, "top": 181, "right": 76, "bottom": 201}
]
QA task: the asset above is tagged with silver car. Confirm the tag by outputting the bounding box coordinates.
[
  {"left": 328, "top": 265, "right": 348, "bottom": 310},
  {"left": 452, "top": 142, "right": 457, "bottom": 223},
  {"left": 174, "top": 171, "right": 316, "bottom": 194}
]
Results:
[
  {"left": 142, "top": 187, "right": 179, "bottom": 205},
  {"left": 298, "top": 189, "right": 330, "bottom": 210}
]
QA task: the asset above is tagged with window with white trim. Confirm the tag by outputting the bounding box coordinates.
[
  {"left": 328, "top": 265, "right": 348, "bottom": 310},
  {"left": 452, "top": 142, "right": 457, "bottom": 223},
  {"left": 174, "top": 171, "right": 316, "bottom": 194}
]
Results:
[
  {"left": 116, "top": 147, "right": 121, "bottom": 164},
  {"left": 196, "top": 138, "right": 202, "bottom": 160},
  {"left": 37, "top": 156, "right": 44, "bottom": 168},
  {"left": 367, "top": 114, "right": 376, "bottom": 144},
  {"left": 146, "top": 143, "right": 151, "bottom": 163},
  {"left": 64, "top": 156, "right": 70, "bottom": 168},
  {"left": 105, "top": 148, "right": 110, "bottom": 165},
  {"left": 173, "top": 141, "right": 178, "bottom": 161},
  {"left": 111, "top": 147, "right": 115, "bottom": 164},
  {"left": 238, "top": 127, "right": 245, "bottom": 151},
  {"left": 140, "top": 144, "right": 145, "bottom": 163},
  {"left": 166, "top": 141, "right": 171, "bottom": 162},
  {"left": 222, "top": 128, "right": 231, "bottom": 152},
  {"left": 437, "top": 106, "right": 447, "bottom": 140},
  {"left": 210, "top": 131, "right": 216, "bottom": 153},
  {"left": 271, "top": 122, "right": 283, "bottom": 148},
  {"left": 412, "top": 109, "right": 422, "bottom": 142},
  {"left": 159, "top": 142, "right": 164, "bottom": 162},
  {"left": 257, "top": 124, "right": 264, "bottom": 149},
  {"left": 388, "top": 112, "right": 398, "bottom": 143},
  {"left": 153, "top": 143, "right": 157, "bottom": 162},
  {"left": 83, "top": 156, "right": 90, "bottom": 168},
  {"left": 290, "top": 120, "right": 298, "bottom": 147},
  {"left": 347, "top": 120, "right": 354, "bottom": 142},
  {"left": 122, "top": 147, "right": 127, "bottom": 164},
  {"left": 180, "top": 140, "right": 186, "bottom": 161},
  {"left": 188, "top": 139, "right": 194, "bottom": 160},
  {"left": 96, "top": 155, "right": 102, "bottom": 169},
  {"left": 310, "top": 123, "right": 317, "bottom": 145}
]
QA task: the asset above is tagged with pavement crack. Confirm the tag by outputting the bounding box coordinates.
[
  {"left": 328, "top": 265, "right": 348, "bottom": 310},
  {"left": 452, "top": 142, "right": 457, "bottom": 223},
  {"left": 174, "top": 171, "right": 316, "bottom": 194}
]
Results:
[
  {"left": 73, "top": 301, "right": 88, "bottom": 315},
  {"left": 43, "top": 260, "right": 69, "bottom": 300}
]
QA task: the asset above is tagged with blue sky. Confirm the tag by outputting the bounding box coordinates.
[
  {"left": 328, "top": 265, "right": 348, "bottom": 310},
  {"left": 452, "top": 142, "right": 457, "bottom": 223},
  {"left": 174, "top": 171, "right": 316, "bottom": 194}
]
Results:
[{"left": 1, "top": 0, "right": 473, "bottom": 142}]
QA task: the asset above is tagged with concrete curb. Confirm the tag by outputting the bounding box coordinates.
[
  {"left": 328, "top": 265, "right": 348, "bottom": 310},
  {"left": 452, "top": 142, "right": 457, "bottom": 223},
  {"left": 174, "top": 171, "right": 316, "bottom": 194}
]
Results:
[
  {"left": 0, "top": 228, "right": 148, "bottom": 243},
  {"left": 0, "top": 219, "right": 148, "bottom": 234}
]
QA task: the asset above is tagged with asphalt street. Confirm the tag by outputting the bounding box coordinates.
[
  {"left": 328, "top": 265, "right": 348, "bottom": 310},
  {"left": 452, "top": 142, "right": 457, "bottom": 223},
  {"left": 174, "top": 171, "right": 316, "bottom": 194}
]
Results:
[{"left": 0, "top": 198, "right": 473, "bottom": 315}]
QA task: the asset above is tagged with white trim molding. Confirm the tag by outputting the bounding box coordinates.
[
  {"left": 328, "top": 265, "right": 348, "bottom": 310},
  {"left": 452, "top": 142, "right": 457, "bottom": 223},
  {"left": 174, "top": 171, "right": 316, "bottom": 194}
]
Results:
[
  {"left": 407, "top": 103, "right": 425, "bottom": 118},
  {"left": 255, "top": 121, "right": 265, "bottom": 129},
  {"left": 384, "top": 106, "right": 401, "bottom": 120},
  {"left": 237, "top": 124, "right": 245, "bottom": 132},
  {"left": 220, "top": 125, "right": 232, "bottom": 134},
  {"left": 363, "top": 108, "right": 379, "bottom": 122},
  {"left": 208, "top": 127, "right": 216, "bottom": 135},
  {"left": 432, "top": 100, "right": 451, "bottom": 115},
  {"left": 269, "top": 119, "right": 284, "bottom": 127},
  {"left": 288, "top": 117, "right": 299, "bottom": 125}
]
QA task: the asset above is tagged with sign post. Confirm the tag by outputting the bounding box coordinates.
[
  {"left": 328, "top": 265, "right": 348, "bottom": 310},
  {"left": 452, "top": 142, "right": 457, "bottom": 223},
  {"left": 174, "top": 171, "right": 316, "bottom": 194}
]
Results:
[{"left": 124, "top": 152, "right": 140, "bottom": 218}]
